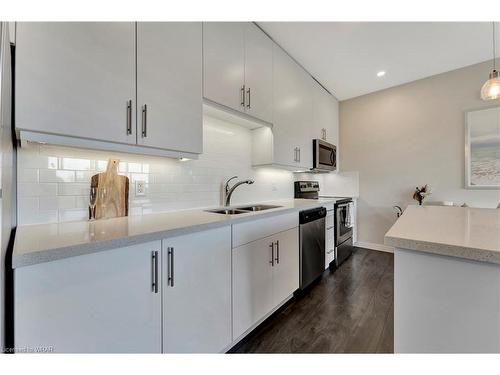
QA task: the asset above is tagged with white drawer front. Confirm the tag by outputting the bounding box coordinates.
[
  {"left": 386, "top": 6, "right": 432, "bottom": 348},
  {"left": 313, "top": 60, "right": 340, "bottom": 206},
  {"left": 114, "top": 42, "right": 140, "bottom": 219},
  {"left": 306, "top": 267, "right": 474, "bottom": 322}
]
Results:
[
  {"left": 232, "top": 211, "right": 298, "bottom": 248},
  {"left": 326, "top": 213, "right": 334, "bottom": 230},
  {"left": 325, "top": 226, "right": 335, "bottom": 268}
]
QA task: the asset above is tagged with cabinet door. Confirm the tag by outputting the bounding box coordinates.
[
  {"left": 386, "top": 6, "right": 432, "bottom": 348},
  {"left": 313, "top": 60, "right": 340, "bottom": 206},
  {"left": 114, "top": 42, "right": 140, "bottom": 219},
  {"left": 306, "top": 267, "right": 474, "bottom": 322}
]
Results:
[
  {"left": 272, "top": 45, "right": 313, "bottom": 169},
  {"left": 232, "top": 235, "right": 274, "bottom": 339},
  {"left": 244, "top": 23, "right": 273, "bottom": 123},
  {"left": 203, "top": 22, "right": 245, "bottom": 112},
  {"left": 272, "top": 228, "right": 299, "bottom": 306},
  {"left": 326, "top": 214, "right": 335, "bottom": 269},
  {"left": 137, "top": 22, "right": 202, "bottom": 154},
  {"left": 16, "top": 22, "right": 136, "bottom": 144},
  {"left": 14, "top": 242, "right": 162, "bottom": 353},
  {"left": 313, "top": 81, "right": 339, "bottom": 146},
  {"left": 162, "top": 226, "right": 232, "bottom": 353},
  {"left": 296, "top": 71, "right": 314, "bottom": 169}
]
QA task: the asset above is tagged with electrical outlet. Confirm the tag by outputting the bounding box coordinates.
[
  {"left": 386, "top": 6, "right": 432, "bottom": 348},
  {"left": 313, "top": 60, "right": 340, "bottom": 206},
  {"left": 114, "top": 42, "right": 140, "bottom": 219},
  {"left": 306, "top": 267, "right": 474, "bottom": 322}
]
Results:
[{"left": 135, "top": 181, "right": 146, "bottom": 196}]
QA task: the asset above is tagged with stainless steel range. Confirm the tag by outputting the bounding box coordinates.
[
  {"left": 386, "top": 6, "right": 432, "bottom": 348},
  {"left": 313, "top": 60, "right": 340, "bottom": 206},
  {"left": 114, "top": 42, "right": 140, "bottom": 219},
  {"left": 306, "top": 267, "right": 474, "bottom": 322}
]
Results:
[{"left": 294, "top": 181, "right": 355, "bottom": 269}]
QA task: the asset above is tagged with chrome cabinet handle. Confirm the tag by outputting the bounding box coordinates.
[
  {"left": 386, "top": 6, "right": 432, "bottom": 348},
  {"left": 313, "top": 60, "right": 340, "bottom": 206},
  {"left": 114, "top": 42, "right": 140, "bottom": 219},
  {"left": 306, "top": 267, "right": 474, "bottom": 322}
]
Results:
[
  {"left": 126, "top": 100, "right": 132, "bottom": 135},
  {"left": 269, "top": 242, "right": 274, "bottom": 267},
  {"left": 240, "top": 85, "right": 246, "bottom": 107},
  {"left": 294, "top": 147, "right": 298, "bottom": 162},
  {"left": 141, "top": 104, "right": 147, "bottom": 138},
  {"left": 167, "top": 247, "right": 174, "bottom": 287},
  {"left": 297, "top": 147, "right": 301, "bottom": 162},
  {"left": 152, "top": 251, "right": 159, "bottom": 293},
  {"left": 246, "top": 87, "right": 251, "bottom": 109},
  {"left": 275, "top": 240, "right": 280, "bottom": 264}
]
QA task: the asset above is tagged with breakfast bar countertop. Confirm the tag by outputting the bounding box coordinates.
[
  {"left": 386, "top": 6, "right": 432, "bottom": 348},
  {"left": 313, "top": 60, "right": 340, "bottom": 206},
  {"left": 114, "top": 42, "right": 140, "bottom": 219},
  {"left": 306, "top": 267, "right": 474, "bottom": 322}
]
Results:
[
  {"left": 13, "top": 198, "right": 341, "bottom": 269},
  {"left": 385, "top": 205, "right": 500, "bottom": 264}
]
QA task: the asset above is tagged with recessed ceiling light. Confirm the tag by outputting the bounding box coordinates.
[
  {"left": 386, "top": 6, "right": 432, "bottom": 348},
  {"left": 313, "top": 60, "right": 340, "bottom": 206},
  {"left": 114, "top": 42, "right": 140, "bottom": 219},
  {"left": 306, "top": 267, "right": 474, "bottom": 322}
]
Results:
[{"left": 377, "top": 71, "right": 386, "bottom": 77}]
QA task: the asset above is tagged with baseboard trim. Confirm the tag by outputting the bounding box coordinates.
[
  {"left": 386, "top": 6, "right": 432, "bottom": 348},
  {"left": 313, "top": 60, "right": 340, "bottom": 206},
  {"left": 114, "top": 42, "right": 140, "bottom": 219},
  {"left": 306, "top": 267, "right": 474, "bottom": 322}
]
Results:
[{"left": 354, "top": 241, "right": 394, "bottom": 253}]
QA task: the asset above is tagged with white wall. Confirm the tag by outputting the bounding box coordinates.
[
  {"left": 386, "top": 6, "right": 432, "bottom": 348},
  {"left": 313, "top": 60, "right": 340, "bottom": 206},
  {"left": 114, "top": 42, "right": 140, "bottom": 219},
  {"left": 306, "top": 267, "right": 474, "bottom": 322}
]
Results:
[
  {"left": 17, "top": 116, "right": 297, "bottom": 225},
  {"left": 340, "top": 59, "right": 500, "bottom": 247}
]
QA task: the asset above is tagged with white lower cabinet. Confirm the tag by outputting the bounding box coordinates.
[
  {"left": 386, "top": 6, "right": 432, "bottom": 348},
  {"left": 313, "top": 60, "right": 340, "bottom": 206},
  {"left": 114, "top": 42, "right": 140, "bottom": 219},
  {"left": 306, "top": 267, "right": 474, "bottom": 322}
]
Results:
[
  {"left": 232, "top": 227, "right": 299, "bottom": 339},
  {"left": 232, "top": 234, "right": 274, "bottom": 339},
  {"left": 14, "top": 241, "right": 163, "bottom": 353},
  {"left": 325, "top": 211, "right": 335, "bottom": 269},
  {"left": 14, "top": 219, "right": 299, "bottom": 353},
  {"left": 272, "top": 228, "right": 300, "bottom": 306},
  {"left": 162, "top": 226, "right": 232, "bottom": 353}
]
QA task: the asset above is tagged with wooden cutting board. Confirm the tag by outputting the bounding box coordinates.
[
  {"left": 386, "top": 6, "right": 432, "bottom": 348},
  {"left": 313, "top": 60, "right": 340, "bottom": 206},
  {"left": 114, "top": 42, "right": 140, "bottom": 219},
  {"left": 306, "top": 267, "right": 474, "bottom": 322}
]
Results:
[{"left": 90, "top": 159, "right": 129, "bottom": 220}]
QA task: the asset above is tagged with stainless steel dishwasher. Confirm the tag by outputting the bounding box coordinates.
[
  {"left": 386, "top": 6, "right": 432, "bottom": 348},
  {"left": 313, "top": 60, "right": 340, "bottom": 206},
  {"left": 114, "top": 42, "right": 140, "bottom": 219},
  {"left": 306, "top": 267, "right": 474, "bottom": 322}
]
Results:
[{"left": 299, "top": 207, "right": 327, "bottom": 289}]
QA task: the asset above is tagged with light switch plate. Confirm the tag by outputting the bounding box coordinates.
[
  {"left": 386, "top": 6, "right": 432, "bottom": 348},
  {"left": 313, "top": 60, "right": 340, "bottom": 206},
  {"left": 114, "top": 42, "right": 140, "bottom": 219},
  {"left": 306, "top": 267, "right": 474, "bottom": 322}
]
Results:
[{"left": 135, "top": 181, "right": 146, "bottom": 196}]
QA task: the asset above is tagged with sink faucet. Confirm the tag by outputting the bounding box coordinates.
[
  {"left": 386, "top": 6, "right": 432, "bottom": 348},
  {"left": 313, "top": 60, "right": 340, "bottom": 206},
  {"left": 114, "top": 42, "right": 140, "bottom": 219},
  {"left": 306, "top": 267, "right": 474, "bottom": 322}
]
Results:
[{"left": 224, "top": 176, "right": 254, "bottom": 206}]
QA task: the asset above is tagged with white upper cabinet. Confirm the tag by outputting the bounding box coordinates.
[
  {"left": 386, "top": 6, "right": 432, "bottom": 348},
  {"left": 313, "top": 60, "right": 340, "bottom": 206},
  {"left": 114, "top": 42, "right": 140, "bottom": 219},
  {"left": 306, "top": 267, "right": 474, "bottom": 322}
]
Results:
[
  {"left": 243, "top": 23, "right": 273, "bottom": 123},
  {"left": 16, "top": 22, "right": 137, "bottom": 145},
  {"left": 162, "top": 226, "right": 232, "bottom": 353},
  {"left": 137, "top": 22, "right": 203, "bottom": 154},
  {"left": 16, "top": 22, "right": 203, "bottom": 158},
  {"left": 203, "top": 22, "right": 273, "bottom": 124},
  {"left": 253, "top": 45, "right": 313, "bottom": 170},
  {"left": 312, "top": 81, "right": 339, "bottom": 146},
  {"left": 203, "top": 22, "right": 246, "bottom": 113}
]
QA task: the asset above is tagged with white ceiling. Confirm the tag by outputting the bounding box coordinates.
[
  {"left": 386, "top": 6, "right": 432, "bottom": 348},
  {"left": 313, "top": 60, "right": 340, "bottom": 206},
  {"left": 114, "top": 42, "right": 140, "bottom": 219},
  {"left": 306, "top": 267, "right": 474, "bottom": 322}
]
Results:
[{"left": 258, "top": 22, "right": 500, "bottom": 100}]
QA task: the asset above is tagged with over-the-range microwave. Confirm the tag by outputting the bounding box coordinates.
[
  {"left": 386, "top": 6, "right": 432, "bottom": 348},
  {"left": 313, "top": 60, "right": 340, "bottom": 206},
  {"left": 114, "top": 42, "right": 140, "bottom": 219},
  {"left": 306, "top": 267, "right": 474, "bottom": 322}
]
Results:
[{"left": 312, "top": 139, "right": 337, "bottom": 172}]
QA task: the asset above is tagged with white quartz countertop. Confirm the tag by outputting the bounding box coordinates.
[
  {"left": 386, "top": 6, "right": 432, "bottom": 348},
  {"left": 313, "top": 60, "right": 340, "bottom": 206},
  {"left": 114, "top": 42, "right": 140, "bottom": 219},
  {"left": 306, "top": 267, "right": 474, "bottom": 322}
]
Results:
[
  {"left": 385, "top": 205, "right": 500, "bottom": 264},
  {"left": 13, "top": 198, "right": 340, "bottom": 268}
]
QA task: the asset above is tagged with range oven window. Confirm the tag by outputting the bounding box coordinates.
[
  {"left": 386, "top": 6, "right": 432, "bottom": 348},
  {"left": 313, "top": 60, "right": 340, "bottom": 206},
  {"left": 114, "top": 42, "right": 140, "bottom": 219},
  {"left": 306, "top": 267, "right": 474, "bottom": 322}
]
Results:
[
  {"left": 319, "top": 143, "right": 336, "bottom": 167},
  {"left": 336, "top": 202, "right": 353, "bottom": 245}
]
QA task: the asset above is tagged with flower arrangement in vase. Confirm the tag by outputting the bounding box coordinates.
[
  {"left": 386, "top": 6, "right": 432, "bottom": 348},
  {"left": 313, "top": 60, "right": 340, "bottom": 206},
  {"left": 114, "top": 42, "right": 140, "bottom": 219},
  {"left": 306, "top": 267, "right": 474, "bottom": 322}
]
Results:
[{"left": 413, "top": 184, "right": 431, "bottom": 206}]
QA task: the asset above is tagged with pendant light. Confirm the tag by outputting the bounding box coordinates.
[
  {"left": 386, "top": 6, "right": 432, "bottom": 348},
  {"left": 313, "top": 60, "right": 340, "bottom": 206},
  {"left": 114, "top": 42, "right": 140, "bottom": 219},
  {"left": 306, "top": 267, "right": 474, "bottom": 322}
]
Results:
[{"left": 481, "top": 22, "right": 500, "bottom": 101}]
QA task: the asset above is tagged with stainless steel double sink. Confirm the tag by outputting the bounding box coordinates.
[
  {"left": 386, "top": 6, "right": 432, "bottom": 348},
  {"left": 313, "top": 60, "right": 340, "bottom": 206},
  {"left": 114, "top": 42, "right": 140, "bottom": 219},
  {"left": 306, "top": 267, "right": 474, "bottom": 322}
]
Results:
[{"left": 205, "top": 204, "right": 282, "bottom": 215}]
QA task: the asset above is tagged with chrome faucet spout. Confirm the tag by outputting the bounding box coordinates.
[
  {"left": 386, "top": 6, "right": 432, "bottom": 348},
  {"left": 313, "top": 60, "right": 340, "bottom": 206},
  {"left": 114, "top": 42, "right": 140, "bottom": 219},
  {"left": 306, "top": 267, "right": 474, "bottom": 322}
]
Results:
[{"left": 224, "top": 177, "right": 254, "bottom": 206}]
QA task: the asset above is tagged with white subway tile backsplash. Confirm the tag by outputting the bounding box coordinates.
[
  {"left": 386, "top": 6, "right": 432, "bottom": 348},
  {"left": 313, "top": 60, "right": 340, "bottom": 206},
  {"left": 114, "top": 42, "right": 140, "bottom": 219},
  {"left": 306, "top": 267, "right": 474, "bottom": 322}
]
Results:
[
  {"left": 59, "top": 208, "right": 88, "bottom": 223},
  {"left": 17, "top": 116, "right": 296, "bottom": 225},
  {"left": 39, "top": 196, "right": 76, "bottom": 210},
  {"left": 57, "top": 183, "right": 90, "bottom": 196},
  {"left": 61, "top": 157, "right": 93, "bottom": 171},
  {"left": 18, "top": 197, "right": 38, "bottom": 219},
  {"left": 75, "top": 171, "right": 93, "bottom": 182},
  {"left": 18, "top": 183, "right": 57, "bottom": 197},
  {"left": 21, "top": 208, "right": 58, "bottom": 225},
  {"left": 39, "top": 169, "right": 76, "bottom": 183},
  {"left": 18, "top": 169, "right": 38, "bottom": 183},
  {"left": 75, "top": 196, "right": 90, "bottom": 209},
  {"left": 127, "top": 162, "right": 142, "bottom": 173}
]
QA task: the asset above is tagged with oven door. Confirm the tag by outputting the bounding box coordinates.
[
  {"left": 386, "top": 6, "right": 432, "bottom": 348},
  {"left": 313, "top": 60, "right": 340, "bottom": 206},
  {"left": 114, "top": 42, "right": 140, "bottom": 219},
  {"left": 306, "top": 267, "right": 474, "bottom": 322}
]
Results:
[
  {"left": 313, "top": 139, "right": 336, "bottom": 171},
  {"left": 336, "top": 202, "right": 353, "bottom": 245}
]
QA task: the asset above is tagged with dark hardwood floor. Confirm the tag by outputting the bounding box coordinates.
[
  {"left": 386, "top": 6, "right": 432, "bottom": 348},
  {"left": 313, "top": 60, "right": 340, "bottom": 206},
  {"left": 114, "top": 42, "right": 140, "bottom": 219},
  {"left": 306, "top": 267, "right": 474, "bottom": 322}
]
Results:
[{"left": 231, "top": 247, "right": 394, "bottom": 353}]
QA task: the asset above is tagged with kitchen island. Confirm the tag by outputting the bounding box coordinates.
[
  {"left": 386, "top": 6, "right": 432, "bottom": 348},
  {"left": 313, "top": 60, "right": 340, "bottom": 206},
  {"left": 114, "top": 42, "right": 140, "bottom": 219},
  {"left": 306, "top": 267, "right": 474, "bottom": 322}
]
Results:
[{"left": 385, "top": 205, "right": 500, "bottom": 353}]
